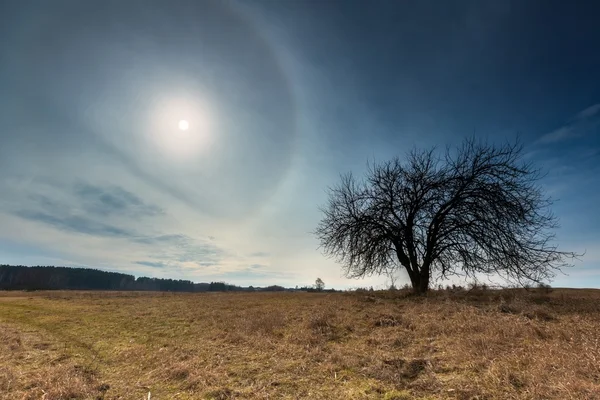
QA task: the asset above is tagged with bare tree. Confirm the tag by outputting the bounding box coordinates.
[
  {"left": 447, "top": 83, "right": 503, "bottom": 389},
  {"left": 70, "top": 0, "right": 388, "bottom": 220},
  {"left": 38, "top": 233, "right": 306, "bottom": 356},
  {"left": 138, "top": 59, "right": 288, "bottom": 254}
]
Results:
[
  {"left": 315, "top": 277, "right": 325, "bottom": 291},
  {"left": 385, "top": 270, "right": 398, "bottom": 291},
  {"left": 315, "top": 138, "right": 579, "bottom": 294}
]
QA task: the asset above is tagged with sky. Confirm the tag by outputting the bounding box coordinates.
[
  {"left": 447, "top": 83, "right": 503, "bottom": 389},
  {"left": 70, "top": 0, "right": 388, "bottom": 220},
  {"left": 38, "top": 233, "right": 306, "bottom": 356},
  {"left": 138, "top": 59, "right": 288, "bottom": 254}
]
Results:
[{"left": 0, "top": 0, "right": 599, "bottom": 289}]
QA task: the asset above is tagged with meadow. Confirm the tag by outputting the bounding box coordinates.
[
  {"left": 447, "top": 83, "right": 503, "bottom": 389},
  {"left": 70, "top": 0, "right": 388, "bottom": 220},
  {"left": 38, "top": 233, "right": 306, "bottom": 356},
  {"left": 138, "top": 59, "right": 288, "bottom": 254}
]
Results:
[{"left": 0, "top": 288, "right": 599, "bottom": 399}]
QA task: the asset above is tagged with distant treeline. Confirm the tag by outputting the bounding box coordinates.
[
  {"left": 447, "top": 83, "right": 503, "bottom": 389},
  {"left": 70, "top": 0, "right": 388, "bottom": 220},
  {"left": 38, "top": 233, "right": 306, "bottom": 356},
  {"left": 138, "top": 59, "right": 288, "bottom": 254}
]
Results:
[{"left": 0, "top": 265, "right": 334, "bottom": 292}]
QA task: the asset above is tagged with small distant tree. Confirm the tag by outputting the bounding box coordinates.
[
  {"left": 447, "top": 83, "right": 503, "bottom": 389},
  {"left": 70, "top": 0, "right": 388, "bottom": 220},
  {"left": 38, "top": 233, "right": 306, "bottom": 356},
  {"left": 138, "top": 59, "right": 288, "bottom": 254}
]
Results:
[
  {"left": 315, "top": 277, "right": 325, "bottom": 291},
  {"left": 316, "top": 138, "right": 580, "bottom": 294},
  {"left": 386, "top": 270, "right": 398, "bottom": 291}
]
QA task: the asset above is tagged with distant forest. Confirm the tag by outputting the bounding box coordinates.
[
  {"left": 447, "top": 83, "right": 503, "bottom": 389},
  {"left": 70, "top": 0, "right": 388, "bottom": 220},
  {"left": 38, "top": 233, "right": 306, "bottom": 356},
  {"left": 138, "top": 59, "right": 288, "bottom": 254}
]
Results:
[{"left": 0, "top": 265, "right": 328, "bottom": 292}]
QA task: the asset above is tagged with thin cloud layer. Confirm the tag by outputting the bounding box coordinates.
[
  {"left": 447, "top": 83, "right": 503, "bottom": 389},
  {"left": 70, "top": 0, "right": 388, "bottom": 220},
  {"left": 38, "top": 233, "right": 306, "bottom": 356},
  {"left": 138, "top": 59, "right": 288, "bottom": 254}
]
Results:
[
  {"left": 15, "top": 210, "right": 133, "bottom": 238},
  {"left": 133, "top": 234, "right": 227, "bottom": 267},
  {"left": 1, "top": 180, "right": 232, "bottom": 277},
  {"left": 74, "top": 183, "right": 164, "bottom": 217},
  {"left": 538, "top": 103, "right": 600, "bottom": 144},
  {"left": 10, "top": 183, "right": 157, "bottom": 238}
]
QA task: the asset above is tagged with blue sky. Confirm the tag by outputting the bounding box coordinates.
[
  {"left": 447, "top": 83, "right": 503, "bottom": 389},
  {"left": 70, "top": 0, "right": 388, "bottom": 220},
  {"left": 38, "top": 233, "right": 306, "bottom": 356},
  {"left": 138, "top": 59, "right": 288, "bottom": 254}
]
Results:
[{"left": 0, "top": 0, "right": 598, "bottom": 289}]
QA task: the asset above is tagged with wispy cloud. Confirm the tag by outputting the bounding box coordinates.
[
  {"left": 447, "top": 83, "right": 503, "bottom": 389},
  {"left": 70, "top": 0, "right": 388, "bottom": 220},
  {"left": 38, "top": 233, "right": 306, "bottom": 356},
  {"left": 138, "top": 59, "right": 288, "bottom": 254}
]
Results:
[
  {"left": 132, "top": 234, "right": 189, "bottom": 246},
  {"left": 537, "top": 126, "right": 573, "bottom": 143},
  {"left": 134, "top": 234, "right": 227, "bottom": 267},
  {"left": 15, "top": 210, "right": 133, "bottom": 238},
  {"left": 74, "top": 183, "right": 163, "bottom": 217},
  {"left": 10, "top": 184, "right": 159, "bottom": 239},
  {"left": 575, "top": 103, "right": 600, "bottom": 120},
  {"left": 5, "top": 181, "right": 229, "bottom": 270},
  {"left": 538, "top": 103, "right": 600, "bottom": 144},
  {"left": 249, "top": 251, "right": 270, "bottom": 257},
  {"left": 134, "top": 261, "right": 168, "bottom": 268}
]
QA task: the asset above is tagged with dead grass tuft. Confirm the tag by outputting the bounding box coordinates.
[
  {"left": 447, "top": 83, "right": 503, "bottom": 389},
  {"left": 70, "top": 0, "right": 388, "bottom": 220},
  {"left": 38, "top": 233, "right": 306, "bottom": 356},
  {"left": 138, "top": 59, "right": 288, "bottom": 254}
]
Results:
[
  {"left": 169, "top": 365, "right": 191, "bottom": 380},
  {"left": 309, "top": 309, "right": 336, "bottom": 333},
  {"left": 204, "top": 387, "right": 235, "bottom": 399},
  {"left": 373, "top": 357, "right": 429, "bottom": 382},
  {"left": 524, "top": 307, "right": 556, "bottom": 321},
  {"left": 373, "top": 313, "right": 403, "bottom": 327}
]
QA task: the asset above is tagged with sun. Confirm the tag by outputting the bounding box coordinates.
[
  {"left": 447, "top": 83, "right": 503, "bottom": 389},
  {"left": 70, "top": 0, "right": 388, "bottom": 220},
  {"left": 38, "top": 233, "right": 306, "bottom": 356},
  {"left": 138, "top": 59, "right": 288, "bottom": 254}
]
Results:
[
  {"left": 147, "top": 95, "right": 215, "bottom": 159},
  {"left": 178, "top": 119, "right": 189, "bottom": 131}
]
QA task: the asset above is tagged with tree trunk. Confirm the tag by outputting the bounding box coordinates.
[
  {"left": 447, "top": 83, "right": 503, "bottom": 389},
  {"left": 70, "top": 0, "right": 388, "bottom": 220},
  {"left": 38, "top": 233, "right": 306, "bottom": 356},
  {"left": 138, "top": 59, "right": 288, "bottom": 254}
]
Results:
[
  {"left": 407, "top": 266, "right": 430, "bottom": 294},
  {"left": 418, "top": 272, "right": 429, "bottom": 294},
  {"left": 401, "top": 259, "right": 431, "bottom": 294},
  {"left": 405, "top": 266, "right": 419, "bottom": 292}
]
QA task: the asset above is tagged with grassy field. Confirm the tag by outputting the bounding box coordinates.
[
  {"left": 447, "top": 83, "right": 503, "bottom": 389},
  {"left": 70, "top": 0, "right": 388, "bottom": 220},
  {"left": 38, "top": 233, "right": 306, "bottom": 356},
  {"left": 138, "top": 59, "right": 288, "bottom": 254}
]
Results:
[{"left": 0, "top": 288, "right": 599, "bottom": 400}]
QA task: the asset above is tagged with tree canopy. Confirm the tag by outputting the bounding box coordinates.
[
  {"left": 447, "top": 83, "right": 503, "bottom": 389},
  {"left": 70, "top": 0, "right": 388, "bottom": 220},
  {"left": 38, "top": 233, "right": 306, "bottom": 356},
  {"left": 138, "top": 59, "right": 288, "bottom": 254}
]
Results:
[{"left": 316, "top": 138, "right": 579, "bottom": 293}]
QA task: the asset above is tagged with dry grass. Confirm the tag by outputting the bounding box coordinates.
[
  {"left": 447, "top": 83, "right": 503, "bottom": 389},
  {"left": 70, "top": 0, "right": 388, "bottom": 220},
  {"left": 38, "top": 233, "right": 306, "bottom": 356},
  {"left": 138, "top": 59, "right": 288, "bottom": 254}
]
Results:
[{"left": 0, "top": 288, "right": 599, "bottom": 399}]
